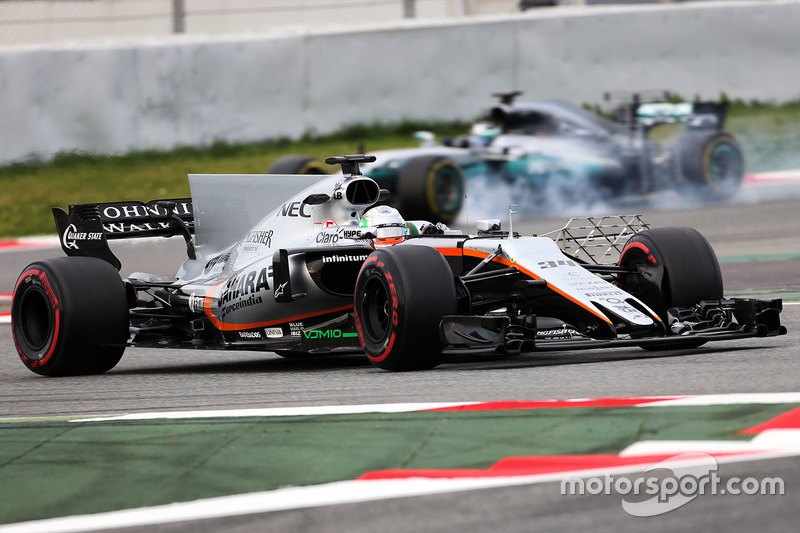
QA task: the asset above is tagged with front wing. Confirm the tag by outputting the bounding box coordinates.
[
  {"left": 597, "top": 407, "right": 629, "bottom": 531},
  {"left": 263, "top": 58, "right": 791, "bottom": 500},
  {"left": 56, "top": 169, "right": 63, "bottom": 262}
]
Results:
[{"left": 440, "top": 298, "right": 785, "bottom": 355}]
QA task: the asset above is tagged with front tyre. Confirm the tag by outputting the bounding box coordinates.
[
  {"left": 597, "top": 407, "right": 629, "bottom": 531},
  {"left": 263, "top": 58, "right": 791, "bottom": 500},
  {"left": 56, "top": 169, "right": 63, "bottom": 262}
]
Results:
[
  {"left": 11, "top": 257, "right": 129, "bottom": 376},
  {"left": 618, "top": 227, "right": 722, "bottom": 351},
  {"left": 618, "top": 227, "right": 723, "bottom": 319},
  {"left": 354, "top": 246, "right": 457, "bottom": 371}
]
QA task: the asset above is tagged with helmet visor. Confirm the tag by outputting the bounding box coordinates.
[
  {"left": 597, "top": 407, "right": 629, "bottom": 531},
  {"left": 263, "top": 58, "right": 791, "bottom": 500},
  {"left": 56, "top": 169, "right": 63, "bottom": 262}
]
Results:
[{"left": 375, "top": 224, "right": 406, "bottom": 240}]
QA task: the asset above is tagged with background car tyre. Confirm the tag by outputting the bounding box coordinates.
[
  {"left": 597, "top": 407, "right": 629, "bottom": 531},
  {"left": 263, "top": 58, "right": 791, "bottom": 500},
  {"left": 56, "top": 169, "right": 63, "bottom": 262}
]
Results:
[
  {"left": 675, "top": 131, "right": 744, "bottom": 201},
  {"left": 354, "top": 246, "right": 457, "bottom": 370},
  {"left": 268, "top": 155, "right": 328, "bottom": 175},
  {"left": 396, "top": 155, "right": 464, "bottom": 224},
  {"left": 11, "top": 257, "right": 129, "bottom": 376}
]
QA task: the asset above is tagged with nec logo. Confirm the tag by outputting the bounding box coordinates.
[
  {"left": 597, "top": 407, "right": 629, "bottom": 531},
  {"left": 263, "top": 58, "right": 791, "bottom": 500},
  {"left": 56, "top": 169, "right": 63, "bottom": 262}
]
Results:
[{"left": 279, "top": 202, "right": 311, "bottom": 218}]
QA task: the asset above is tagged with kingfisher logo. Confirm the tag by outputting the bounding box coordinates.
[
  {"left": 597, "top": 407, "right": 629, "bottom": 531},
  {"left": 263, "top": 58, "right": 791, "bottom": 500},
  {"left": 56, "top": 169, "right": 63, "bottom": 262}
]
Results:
[{"left": 536, "top": 327, "right": 579, "bottom": 340}]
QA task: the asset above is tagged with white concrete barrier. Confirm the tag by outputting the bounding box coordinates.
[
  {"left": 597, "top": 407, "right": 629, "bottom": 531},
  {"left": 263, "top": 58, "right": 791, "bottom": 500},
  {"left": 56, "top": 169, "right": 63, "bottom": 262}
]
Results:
[{"left": 1, "top": 1, "right": 799, "bottom": 164}]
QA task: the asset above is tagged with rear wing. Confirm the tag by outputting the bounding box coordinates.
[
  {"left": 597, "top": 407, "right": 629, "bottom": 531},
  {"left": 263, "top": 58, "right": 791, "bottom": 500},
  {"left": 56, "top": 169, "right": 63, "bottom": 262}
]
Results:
[
  {"left": 604, "top": 90, "right": 729, "bottom": 132},
  {"left": 52, "top": 198, "right": 195, "bottom": 270},
  {"left": 635, "top": 101, "right": 729, "bottom": 130}
]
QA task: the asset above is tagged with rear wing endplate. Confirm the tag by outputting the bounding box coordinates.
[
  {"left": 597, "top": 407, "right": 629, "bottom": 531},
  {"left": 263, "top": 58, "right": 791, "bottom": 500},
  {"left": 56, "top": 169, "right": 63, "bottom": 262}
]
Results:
[{"left": 52, "top": 198, "right": 195, "bottom": 270}]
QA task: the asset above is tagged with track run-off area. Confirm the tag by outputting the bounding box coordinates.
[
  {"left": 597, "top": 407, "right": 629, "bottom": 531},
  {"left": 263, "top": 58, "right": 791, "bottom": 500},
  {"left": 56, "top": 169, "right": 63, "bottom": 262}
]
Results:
[{"left": 1, "top": 175, "right": 799, "bottom": 532}]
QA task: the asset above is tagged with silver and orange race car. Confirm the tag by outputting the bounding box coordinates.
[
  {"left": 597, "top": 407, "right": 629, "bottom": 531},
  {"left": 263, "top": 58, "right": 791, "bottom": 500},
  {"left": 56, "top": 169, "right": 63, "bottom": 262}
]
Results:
[{"left": 11, "top": 155, "right": 783, "bottom": 376}]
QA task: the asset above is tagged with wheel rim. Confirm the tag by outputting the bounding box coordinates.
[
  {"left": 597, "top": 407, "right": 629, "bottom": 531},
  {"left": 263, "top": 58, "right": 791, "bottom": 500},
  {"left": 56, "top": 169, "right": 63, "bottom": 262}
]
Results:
[
  {"left": 300, "top": 164, "right": 327, "bottom": 175},
  {"left": 619, "top": 246, "right": 670, "bottom": 318},
  {"left": 18, "top": 287, "right": 52, "bottom": 353},
  {"left": 433, "top": 167, "right": 462, "bottom": 214},
  {"left": 707, "top": 143, "right": 743, "bottom": 189},
  {"left": 360, "top": 276, "right": 392, "bottom": 344},
  {"left": 619, "top": 253, "right": 646, "bottom": 299},
  {"left": 619, "top": 248, "right": 665, "bottom": 302}
]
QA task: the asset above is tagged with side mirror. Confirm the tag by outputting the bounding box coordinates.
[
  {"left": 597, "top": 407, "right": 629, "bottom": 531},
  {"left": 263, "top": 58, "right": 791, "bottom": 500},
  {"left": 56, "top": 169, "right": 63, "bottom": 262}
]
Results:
[{"left": 303, "top": 193, "right": 331, "bottom": 205}]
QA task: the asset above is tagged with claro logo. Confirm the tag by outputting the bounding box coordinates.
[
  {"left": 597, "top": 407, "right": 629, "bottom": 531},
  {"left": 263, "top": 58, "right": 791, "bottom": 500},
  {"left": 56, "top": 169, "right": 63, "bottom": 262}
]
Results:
[{"left": 316, "top": 232, "right": 339, "bottom": 244}]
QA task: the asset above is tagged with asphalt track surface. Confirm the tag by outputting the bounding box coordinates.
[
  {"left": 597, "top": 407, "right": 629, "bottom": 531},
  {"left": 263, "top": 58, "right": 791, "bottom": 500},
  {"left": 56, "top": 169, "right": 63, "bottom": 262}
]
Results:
[{"left": 1, "top": 183, "right": 799, "bottom": 532}]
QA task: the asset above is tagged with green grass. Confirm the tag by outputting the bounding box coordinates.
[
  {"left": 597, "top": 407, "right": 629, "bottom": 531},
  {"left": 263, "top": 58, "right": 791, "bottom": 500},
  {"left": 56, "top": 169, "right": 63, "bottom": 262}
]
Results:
[
  {"left": 726, "top": 102, "right": 800, "bottom": 172},
  {"left": 0, "top": 122, "right": 468, "bottom": 238},
  {"left": 1, "top": 102, "right": 799, "bottom": 239}
]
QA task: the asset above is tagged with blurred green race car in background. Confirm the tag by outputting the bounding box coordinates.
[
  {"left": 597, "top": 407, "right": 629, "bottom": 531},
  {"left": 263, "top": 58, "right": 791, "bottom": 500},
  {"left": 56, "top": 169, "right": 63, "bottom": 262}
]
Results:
[{"left": 270, "top": 91, "right": 744, "bottom": 223}]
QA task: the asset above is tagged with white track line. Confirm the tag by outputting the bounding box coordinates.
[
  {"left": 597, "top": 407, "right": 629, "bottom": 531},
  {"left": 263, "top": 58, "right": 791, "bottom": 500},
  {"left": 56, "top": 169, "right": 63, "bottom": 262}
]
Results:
[
  {"left": 621, "top": 429, "right": 800, "bottom": 456},
  {"left": 642, "top": 392, "right": 800, "bottom": 407},
  {"left": 70, "top": 403, "right": 480, "bottom": 422},
  {"left": 64, "top": 392, "right": 800, "bottom": 423}
]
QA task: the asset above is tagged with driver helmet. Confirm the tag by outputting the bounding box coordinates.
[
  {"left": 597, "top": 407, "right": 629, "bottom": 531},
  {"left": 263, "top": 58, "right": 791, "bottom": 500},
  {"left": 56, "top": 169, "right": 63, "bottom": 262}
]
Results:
[
  {"left": 360, "top": 205, "right": 407, "bottom": 247},
  {"left": 469, "top": 121, "right": 500, "bottom": 147}
]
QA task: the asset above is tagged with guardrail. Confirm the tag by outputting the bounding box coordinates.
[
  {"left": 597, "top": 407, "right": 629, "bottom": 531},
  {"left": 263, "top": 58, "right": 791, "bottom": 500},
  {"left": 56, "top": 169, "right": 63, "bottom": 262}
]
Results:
[{"left": 0, "top": 0, "right": 519, "bottom": 46}]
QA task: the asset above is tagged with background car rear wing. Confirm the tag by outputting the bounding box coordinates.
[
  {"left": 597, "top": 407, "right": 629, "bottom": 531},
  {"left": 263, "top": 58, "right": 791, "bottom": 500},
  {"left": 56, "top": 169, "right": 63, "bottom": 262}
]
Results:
[
  {"left": 52, "top": 198, "right": 195, "bottom": 270},
  {"left": 634, "top": 101, "right": 729, "bottom": 130},
  {"left": 604, "top": 90, "right": 729, "bottom": 131}
]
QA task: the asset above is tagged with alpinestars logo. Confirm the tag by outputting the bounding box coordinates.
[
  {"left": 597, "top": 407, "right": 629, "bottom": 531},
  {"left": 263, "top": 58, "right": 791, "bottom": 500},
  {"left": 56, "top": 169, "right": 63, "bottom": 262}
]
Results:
[{"left": 275, "top": 282, "right": 288, "bottom": 299}]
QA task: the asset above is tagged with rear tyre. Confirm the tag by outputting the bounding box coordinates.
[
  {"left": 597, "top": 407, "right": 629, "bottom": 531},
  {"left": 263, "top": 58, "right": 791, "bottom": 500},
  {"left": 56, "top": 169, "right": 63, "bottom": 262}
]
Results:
[
  {"left": 268, "top": 155, "right": 327, "bottom": 175},
  {"left": 354, "top": 246, "right": 457, "bottom": 371},
  {"left": 11, "top": 257, "right": 129, "bottom": 376},
  {"left": 618, "top": 227, "right": 722, "bottom": 351},
  {"left": 675, "top": 131, "right": 744, "bottom": 201},
  {"left": 396, "top": 155, "right": 464, "bottom": 224}
]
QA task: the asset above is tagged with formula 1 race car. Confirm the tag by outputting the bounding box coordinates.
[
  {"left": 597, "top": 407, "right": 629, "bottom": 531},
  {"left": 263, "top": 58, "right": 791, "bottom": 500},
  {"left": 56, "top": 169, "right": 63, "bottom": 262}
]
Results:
[
  {"left": 11, "top": 155, "right": 782, "bottom": 376},
  {"left": 270, "top": 92, "right": 745, "bottom": 222}
]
